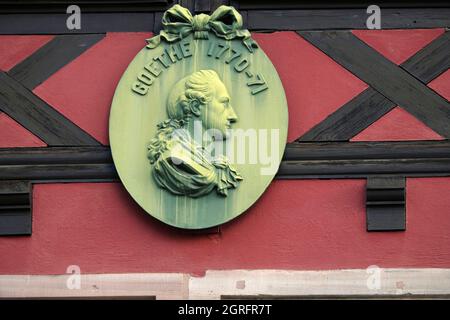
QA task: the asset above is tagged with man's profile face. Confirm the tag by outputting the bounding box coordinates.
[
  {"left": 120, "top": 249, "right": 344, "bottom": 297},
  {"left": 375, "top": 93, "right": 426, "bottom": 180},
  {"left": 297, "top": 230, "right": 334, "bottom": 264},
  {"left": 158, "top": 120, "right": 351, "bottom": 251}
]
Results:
[{"left": 200, "top": 80, "right": 237, "bottom": 138}]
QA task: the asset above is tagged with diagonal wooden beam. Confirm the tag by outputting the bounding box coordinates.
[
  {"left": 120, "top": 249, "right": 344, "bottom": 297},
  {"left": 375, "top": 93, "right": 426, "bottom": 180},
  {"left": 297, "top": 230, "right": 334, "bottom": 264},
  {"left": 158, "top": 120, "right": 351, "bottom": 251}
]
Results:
[
  {"left": 401, "top": 31, "right": 450, "bottom": 83},
  {"left": 298, "top": 30, "right": 450, "bottom": 141},
  {"left": 0, "top": 72, "right": 101, "bottom": 146},
  {"left": 298, "top": 87, "right": 396, "bottom": 142},
  {"left": 8, "top": 34, "right": 105, "bottom": 90}
]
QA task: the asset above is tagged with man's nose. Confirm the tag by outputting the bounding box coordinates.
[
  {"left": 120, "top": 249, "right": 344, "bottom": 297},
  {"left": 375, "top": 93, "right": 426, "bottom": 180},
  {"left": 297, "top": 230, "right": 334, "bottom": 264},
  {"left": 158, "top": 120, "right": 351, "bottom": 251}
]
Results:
[{"left": 228, "top": 106, "right": 238, "bottom": 122}]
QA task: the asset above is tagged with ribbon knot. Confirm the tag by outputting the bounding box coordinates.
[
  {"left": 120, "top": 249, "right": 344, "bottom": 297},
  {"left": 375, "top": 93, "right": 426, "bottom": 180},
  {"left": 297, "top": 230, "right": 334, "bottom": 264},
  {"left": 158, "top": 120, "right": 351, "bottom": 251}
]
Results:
[
  {"left": 146, "top": 4, "right": 258, "bottom": 52},
  {"left": 192, "top": 14, "right": 210, "bottom": 39}
]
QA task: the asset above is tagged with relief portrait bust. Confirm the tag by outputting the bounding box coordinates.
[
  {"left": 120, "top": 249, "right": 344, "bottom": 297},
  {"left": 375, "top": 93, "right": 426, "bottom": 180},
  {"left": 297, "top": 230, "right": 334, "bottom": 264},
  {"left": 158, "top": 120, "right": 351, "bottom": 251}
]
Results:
[{"left": 147, "top": 70, "right": 243, "bottom": 198}]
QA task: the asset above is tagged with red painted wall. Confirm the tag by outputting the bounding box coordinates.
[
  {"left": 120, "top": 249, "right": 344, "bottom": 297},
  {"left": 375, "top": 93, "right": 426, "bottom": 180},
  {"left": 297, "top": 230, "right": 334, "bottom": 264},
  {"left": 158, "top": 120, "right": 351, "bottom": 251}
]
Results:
[
  {"left": 0, "top": 113, "right": 46, "bottom": 147},
  {"left": 0, "top": 35, "right": 53, "bottom": 72},
  {"left": 1, "top": 30, "right": 450, "bottom": 275},
  {"left": 1, "top": 178, "right": 450, "bottom": 275}
]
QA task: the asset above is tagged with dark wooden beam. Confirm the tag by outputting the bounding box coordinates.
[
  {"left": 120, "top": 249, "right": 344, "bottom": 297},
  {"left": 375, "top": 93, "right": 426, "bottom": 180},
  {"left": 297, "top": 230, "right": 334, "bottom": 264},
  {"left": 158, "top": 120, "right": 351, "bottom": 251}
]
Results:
[
  {"left": 9, "top": 34, "right": 105, "bottom": 90},
  {"left": 0, "top": 0, "right": 170, "bottom": 13},
  {"left": 298, "top": 88, "right": 396, "bottom": 142},
  {"left": 1, "top": 7, "right": 449, "bottom": 33},
  {"left": 247, "top": 8, "right": 450, "bottom": 30},
  {"left": 0, "top": 180, "right": 31, "bottom": 236},
  {"left": 195, "top": 0, "right": 213, "bottom": 12},
  {"left": 298, "top": 31, "right": 450, "bottom": 138},
  {"left": 283, "top": 140, "right": 450, "bottom": 160},
  {"left": 278, "top": 158, "right": 450, "bottom": 179},
  {"left": 0, "top": 72, "right": 101, "bottom": 146},
  {"left": 0, "top": 164, "right": 117, "bottom": 181},
  {"left": 178, "top": 0, "right": 195, "bottom": 12},
  {"left": 2, "top": 0, "right": 448, "bottom": 13},
  {"left": 366, "top": 176, "right": 406, "bottom": 231},
  {"left": 401, "top": 31, "right": 450, "bottom": 82},
  {"left": 298, "top": 31, "right": 450, "bottom": 142},
  {"left": 0, "top": 12, "right": 155, "bottom": 34},
  {"left": 1, "top": 141, "right": 450, "bottom": 181},
  {"left": 0, "top": 146, "right": 112, "bottom": 165},
  {"left": 279, "top": 141, "right": 450, "bottom": 179},
  {"left": 237, "top": 0, "right": 450, "bottom": 9},
  {"left": 194, "top": 0, "right": 229, "bottom": 12},
  {"left": 0, "top": 147, "right": 116, "bottom": 181}
]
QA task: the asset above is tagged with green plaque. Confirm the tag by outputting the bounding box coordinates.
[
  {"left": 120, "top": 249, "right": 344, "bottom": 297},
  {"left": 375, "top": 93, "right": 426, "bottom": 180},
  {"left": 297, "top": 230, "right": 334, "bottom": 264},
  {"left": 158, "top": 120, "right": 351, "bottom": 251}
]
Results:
[{"left": 109, "top": 5, "right": 288, "bottom": 229}]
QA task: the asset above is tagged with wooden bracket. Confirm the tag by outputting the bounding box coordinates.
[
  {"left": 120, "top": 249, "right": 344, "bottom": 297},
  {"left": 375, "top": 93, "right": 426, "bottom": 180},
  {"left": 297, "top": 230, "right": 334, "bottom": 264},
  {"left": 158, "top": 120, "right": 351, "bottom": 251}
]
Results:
[
  {"left": 366, "top": 176, "right": 406, "bottom": 232},
  {"left": 0, "top": 181, "right": 32, "bottom": 236}
]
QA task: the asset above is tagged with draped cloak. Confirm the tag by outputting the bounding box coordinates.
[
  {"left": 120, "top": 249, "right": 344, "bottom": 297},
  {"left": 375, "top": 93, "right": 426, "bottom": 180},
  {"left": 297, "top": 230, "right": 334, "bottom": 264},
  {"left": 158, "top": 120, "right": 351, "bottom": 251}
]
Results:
[{"left": 147, "top": 120, "right": 242, "bottom": 198}]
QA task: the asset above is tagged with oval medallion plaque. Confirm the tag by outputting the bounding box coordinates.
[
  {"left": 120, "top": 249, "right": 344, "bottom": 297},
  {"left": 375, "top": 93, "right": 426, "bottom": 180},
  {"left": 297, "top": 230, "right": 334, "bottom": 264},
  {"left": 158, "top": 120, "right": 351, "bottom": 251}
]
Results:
[{"left": 109, "top": 5, "right": 288, "bottom": 229}]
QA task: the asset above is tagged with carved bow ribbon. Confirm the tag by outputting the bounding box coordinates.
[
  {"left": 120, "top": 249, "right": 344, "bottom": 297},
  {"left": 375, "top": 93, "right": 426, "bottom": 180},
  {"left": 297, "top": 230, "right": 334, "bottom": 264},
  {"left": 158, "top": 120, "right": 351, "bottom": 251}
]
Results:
[{"left": 146, "top": 4, "right": 258, "bottom": 52}]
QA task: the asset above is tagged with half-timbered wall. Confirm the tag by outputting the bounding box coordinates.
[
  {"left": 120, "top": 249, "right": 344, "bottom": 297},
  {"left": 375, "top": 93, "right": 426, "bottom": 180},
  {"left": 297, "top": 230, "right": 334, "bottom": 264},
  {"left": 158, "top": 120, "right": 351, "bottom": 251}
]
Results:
[{"left": 0, "top": 0, "right": 449, "bottom": 298}]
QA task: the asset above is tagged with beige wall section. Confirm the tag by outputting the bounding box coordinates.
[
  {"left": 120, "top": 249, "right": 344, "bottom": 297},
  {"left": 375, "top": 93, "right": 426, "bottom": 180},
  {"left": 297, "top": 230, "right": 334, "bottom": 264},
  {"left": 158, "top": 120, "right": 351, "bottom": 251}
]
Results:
[
  {"left": 190, "top": 269, "right": 450, "bottom": 299},
  {"left": 1, "top": 269, "right": 450, "bottom": 299},
  {"left": 0, "top": 273, "right": 189, "bottom": 299}
]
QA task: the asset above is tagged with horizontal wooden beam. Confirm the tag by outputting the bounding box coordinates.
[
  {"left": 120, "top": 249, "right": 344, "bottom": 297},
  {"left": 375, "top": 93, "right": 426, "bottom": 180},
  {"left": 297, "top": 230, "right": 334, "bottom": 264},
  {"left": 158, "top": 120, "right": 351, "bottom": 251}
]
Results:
[
  {"left": 0, "top": 7, "right": 449, "bottom": 33},
  {"left": 284, "top": 140, "right": 450, "bottom": 161},
  {"left": 247, "top": 8, "right": 450, "bottom": 30},
  {"left": 0, "top": 12, "right": 155, "bottom": 34},
  {"left": 278, "top": 159, "right": 450, "bottom": 179},
  {"left": 2, "top": 141, "right": 447, "bottom": 164},
  {"left": 0, "top": 147, "right": 116, "bottom": 181},
  {"left": 0, "top": 141, "right": 450, "bottom": 181},
  {"left": 280, "top": 141, "right": 450, "bottom": 178},
  {"left": 0, "top": 0, "right": 170, "bottom": 13},
  {"left": 0, "top": 146, "right": 112, "bottom": 165},
  {"left": 236, "top": 0, "right": 450, "bottom": 10},
  {"left": 0, "top": 164, "right": 117, "bottom": 182}
]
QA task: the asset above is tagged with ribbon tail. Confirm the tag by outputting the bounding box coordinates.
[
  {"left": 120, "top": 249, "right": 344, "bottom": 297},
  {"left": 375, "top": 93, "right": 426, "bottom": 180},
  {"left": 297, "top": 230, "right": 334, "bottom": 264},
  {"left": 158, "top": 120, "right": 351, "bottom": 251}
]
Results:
[
  {"left": 209, "top": 5, "right": 259, "bottom": 53},
  {"left": 242, "top": 38, "right": 258, "bottom": 53},
  {"left": 146, "top": 35, "right": 161, "bottom": 49}
]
